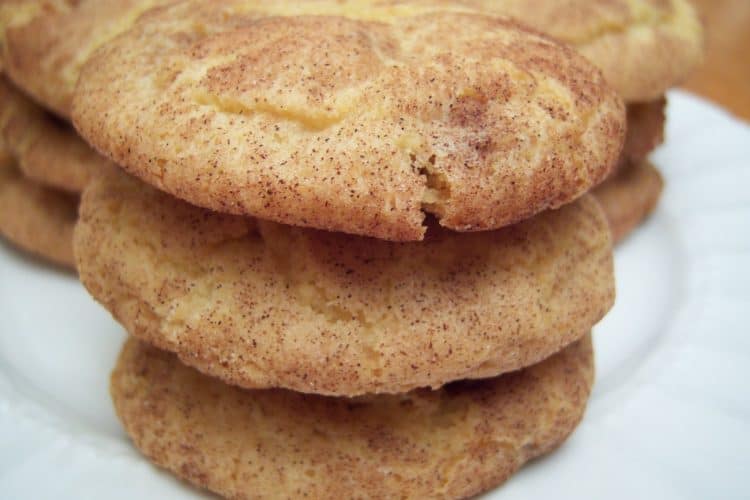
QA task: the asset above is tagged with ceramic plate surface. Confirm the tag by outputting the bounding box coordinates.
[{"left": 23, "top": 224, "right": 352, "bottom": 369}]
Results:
[{"left": 1, "top": 91, "right": 749, "bottom": 499}]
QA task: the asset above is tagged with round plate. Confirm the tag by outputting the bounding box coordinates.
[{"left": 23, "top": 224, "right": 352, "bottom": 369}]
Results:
[{"left": 1, "top": 91, "right": 749, "bottom": 499}]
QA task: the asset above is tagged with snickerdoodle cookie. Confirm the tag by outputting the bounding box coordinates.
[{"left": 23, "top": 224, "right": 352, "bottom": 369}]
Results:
[
  {"left": 5, "top": 0, "right": 700, "bottom": 117},
  {"left": 72, "top": 2, "right": 625, "bottom": 240},
  {"left": 75, "top": 170, "right": 613, "bottom": 396},
  {"left": 0, "top": 160, "right": 77, "bottom": 268},
  {"left": 111, "top": 334, "right": 594, "bottom": 499},
  {"left": 0, "top": 77, "right": 105, "bottom": 193},
  {"left": 1, "top": 0, "right": 169, "bottom": 118},
  {"left": 594, "top": 160, "right": 664, "bottom": 243}
]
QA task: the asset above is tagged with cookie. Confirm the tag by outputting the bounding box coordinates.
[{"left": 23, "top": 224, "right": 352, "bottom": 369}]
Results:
[
  {"left": 460, "top": 0, "right": 703, "bottom": 102},
  {"left": 0, "top": 161, "right": 77, "bottom": 269},
  {"left": 0, "top": 148, "right": 10, "bottom": 169},
  {"left": 0, "top": 129, "right": 11, "bottom": 168},
  {"left": 0, "top": 77, "right": 104, "bottom": 193},
  {"left": 0, "top": 0, "right": 73, "bottom": 72},
  {"left": 593, "top": 161, "right": 664, "bottom": 244},
  {"left": 622, "top": 98, "right": 666, "bottom": 167},
  {"left": 2, "top": 0, "right": 168, "bottom": 118},
  {"left": 72, "top": 3, "right": 625, "bottom": 240},
  {"left": 5, "top": 0, "right": 701, "bottom": 120},
  {"left": 112, "top": 334, "right": 594, "bottom": 499},
  {"left": 75, "top": 169, "right": 613, "bottom": 396}
]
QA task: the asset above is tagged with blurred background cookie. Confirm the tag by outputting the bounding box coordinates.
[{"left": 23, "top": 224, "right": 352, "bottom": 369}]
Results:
[
  {"left": 0, "top": 160, "right": 77, "bottom": 269},
  {"left": 0, "top": 0, "right": 74, "bottom": 72},
  {"left": 421, "top": 0, "right": 703, "bottom": 102},
  {"left": 0, "top": 77, "right": 103, "bottom": 193},
  {"left": 593, "top": 161, "right": 664, "bottom": 244},
  {"left": 0, "top": 75, "right": 114, "bottom": 269},
  {"left": 1, "top": 0, "right": 170, "bottom": 118},
  {"left": 621, "top": 98, "right": 666, "bottom": 167}
]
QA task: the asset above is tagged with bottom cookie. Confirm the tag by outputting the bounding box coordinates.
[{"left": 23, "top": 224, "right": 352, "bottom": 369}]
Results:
[
  {"left": 0, "top": 162, "right": 77, "bottom": 269},
  {"left": 593, "top": 161, "right": 664, "bottom": 244},
  {"left": 111, "top": 335, "right": 594, "bottom": 499}
]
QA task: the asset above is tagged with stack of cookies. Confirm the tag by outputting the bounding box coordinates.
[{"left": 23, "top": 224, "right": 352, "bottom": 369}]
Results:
[
  {"left": 2, "top": 0, "right": 702, "bottom": 497},
  {"left": 0, "top": 0, "right": 703, "bottom": 272},
  {"left": 74, "top": 3, "right": 622, "bottom": 492},
  {"left": 0, "top": 0, "right": 133, "bottom": 268},
  {"left": 0, "top": 76, "right": 99, "bottom": 269}
]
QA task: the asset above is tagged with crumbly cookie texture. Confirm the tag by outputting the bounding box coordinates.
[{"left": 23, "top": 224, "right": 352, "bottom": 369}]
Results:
[
  {"left": 594, "top": 160, "right": 664, "bottom": 243},
  {"left": 73, "top": 2, "right": 625, "bottom": 240},
  {"left": 75, "top": 170, "right": 613, "bottom": 396},
  {"left": 0, "top": 77, "right": 107, "bottom": 193},
  {"left": 0, "top": 161, "right": 77, "bottom": 269},
  {"left": 112, "top": 335, "right": 594, "bottom": 499}
]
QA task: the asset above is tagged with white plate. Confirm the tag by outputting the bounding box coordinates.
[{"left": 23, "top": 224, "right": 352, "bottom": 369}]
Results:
[{"left": 1, "top": 91, "right": 749, "bottom": 499}]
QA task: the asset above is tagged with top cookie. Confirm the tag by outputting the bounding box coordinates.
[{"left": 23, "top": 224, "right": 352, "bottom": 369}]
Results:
[{"left": 73, "top": 2, "right": 624, "bottom": 240}]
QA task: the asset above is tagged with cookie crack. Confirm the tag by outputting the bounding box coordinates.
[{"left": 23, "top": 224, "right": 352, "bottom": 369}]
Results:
[{"left": 419, "top": 155, "right": 451, "bottom": 219}]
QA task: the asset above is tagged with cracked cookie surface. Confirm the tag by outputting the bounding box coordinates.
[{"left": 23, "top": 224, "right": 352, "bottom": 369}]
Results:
[
  {"left": 112, "top": 335, "right": 594, "bottom": 499},
  {"left": 75, "top": 169, "right": 613, "bottom": 396},
  {"left": 72, "top": 1, "right": 625, "bottom": 240}
]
